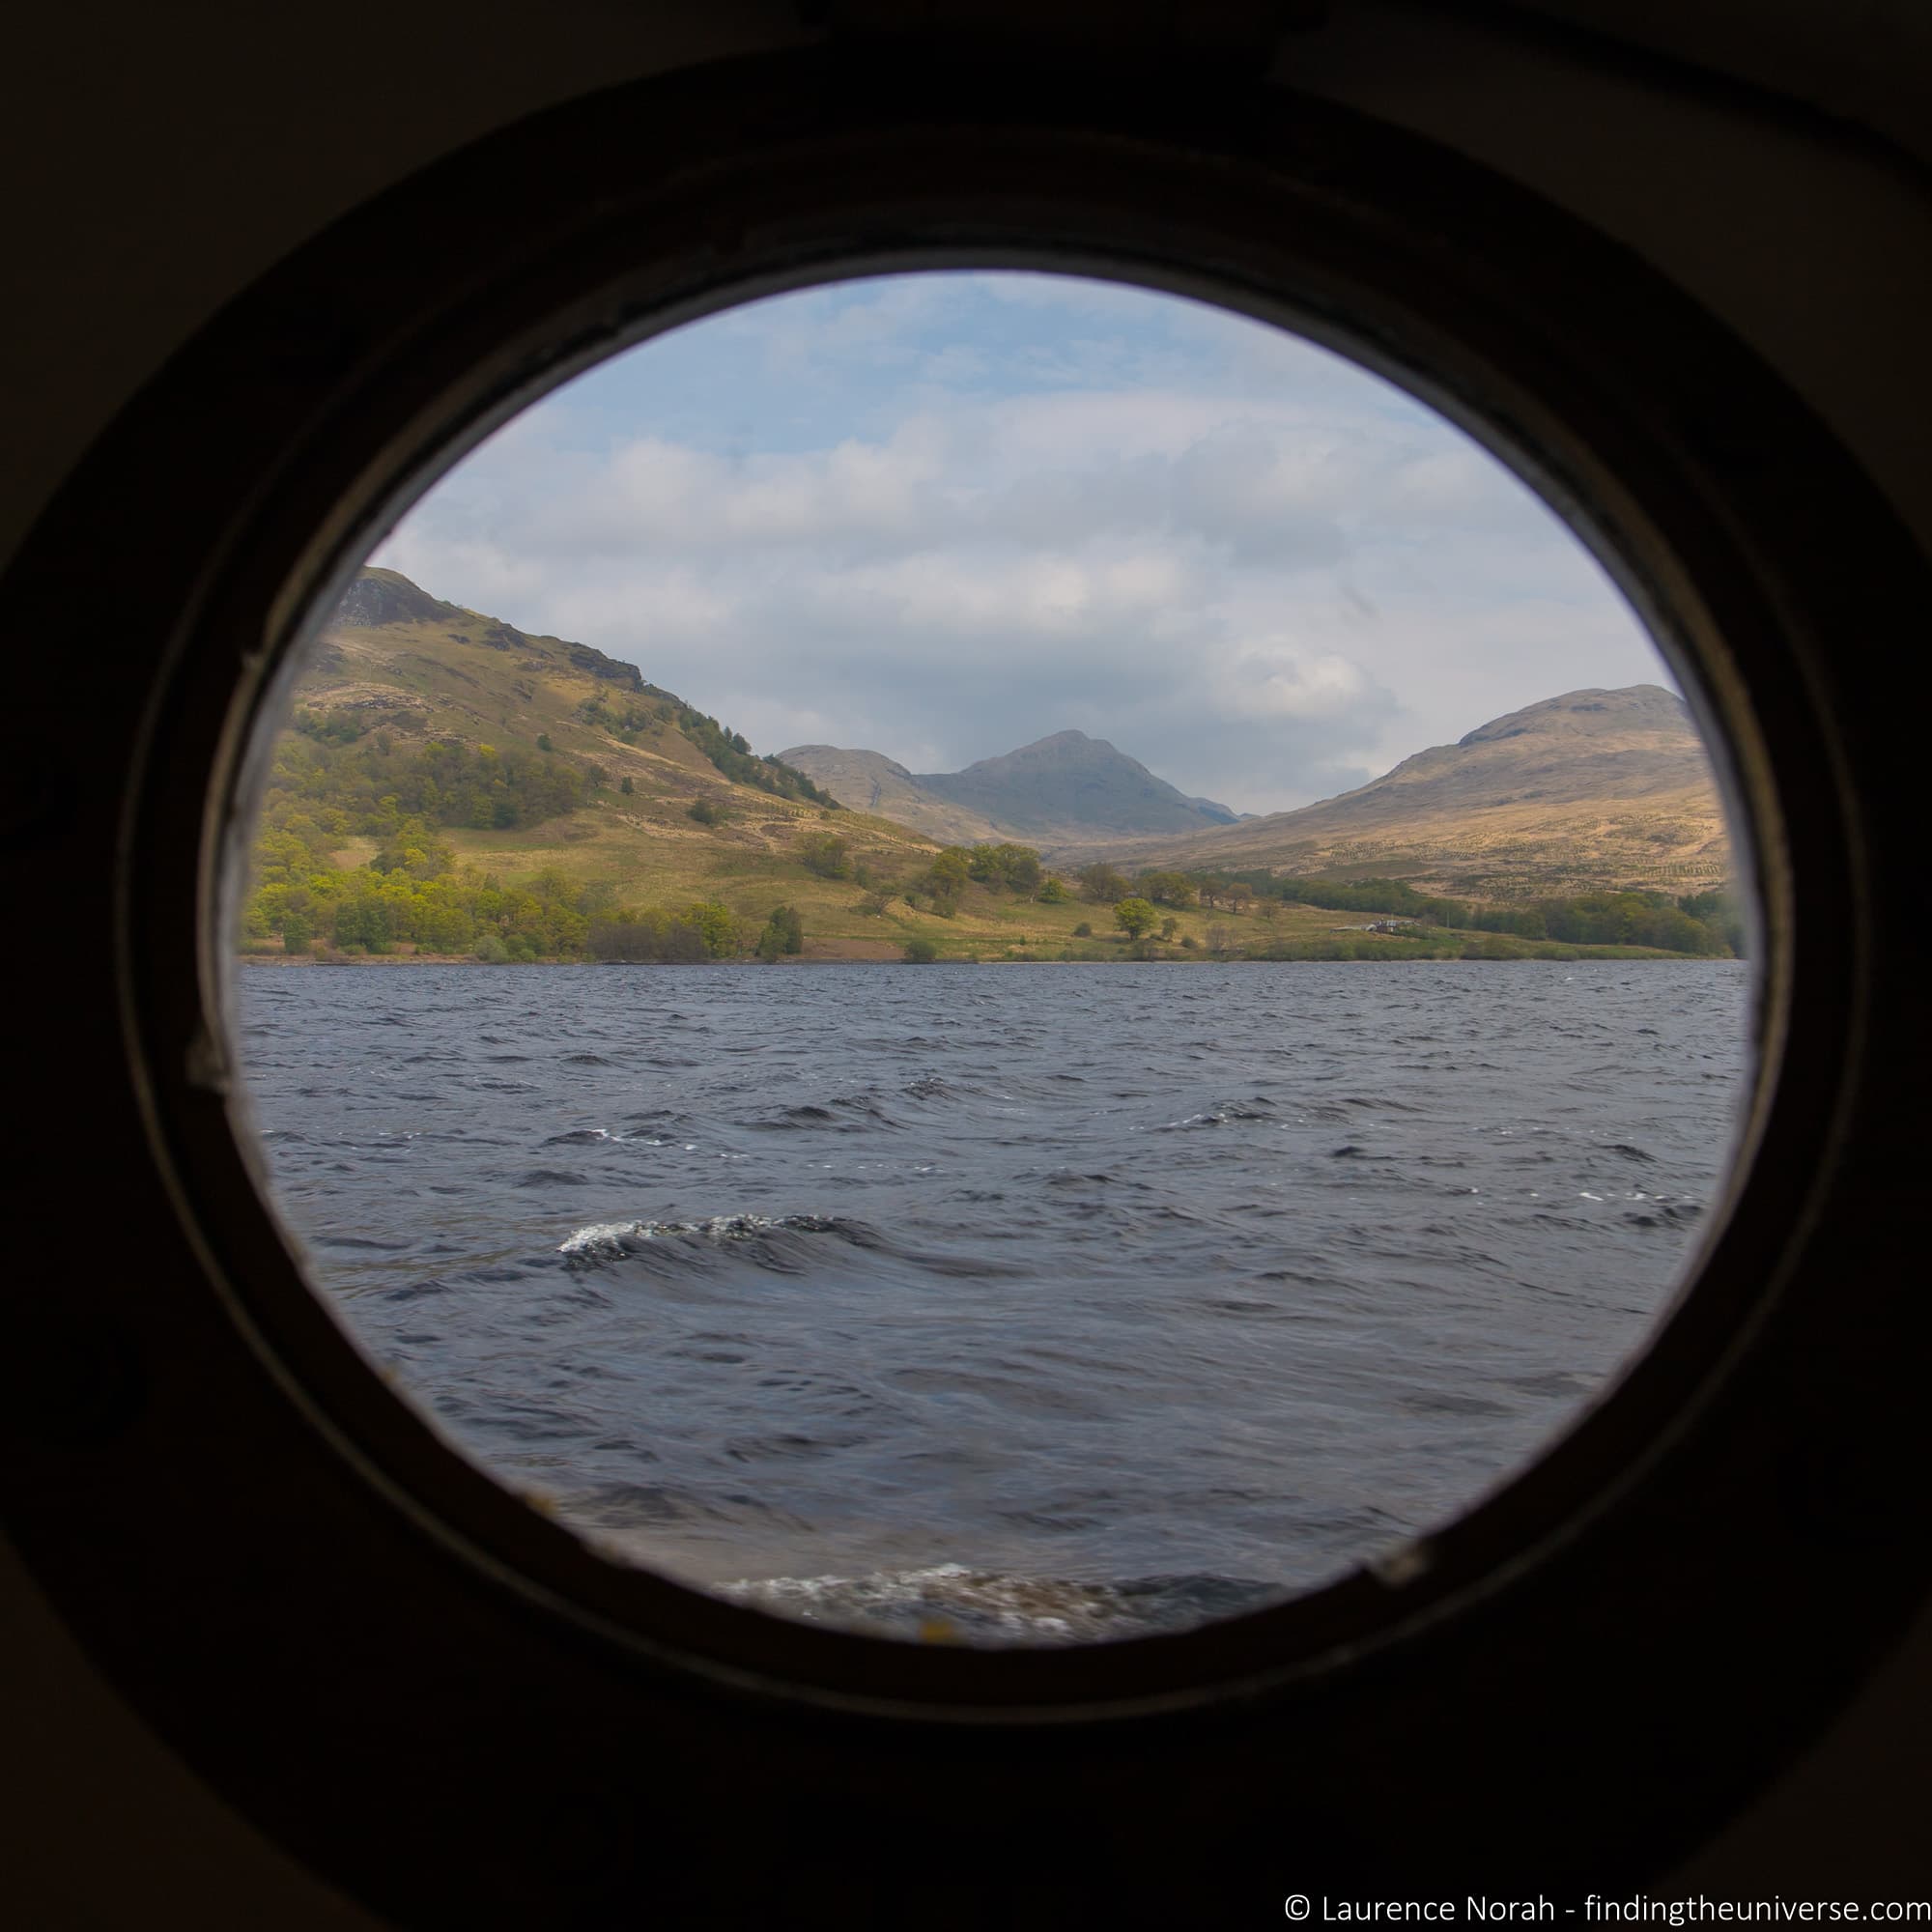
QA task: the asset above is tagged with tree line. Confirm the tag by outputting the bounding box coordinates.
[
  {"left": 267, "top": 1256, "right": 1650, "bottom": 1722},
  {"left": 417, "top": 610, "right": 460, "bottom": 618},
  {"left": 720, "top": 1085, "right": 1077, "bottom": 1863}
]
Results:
[
  {"left": 242, "top": 738, "right": 809, "bottom": 963},
  {"left": 1254, "top": 874, "right": 1744, "bottom": 955},
  {"left": 246, "top": 823, "right": 808, "bottom": 962},
  {"left": 578, "top": 689, "right": 837, "bottom": 806},
  {"left": 806, "top": 832, "right": 1743, "bottom": 960}
]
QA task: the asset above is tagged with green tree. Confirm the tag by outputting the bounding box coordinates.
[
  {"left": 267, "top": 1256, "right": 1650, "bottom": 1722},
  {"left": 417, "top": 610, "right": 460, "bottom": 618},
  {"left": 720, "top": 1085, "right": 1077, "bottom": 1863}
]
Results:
[
  {"left": 798, "top": 830, "right": 851, "bottom": 878},
  {"left": 1036, "top": 875, "right": 1070, "bottom": 904},
  {"left": 1114, "top": 897, "right": 1159, "bottom": 940},
  {"left": 756, "top": 904, "right": 804, "bottom": 960},
  {"left": 921, "top": 845, "right": 972, "bottom": 916},
  {"left": 968, "top": 842, "right": 1042, "bottom": 894},
  {"left": 678, "top": 901, "right": 740, "bottom": 957},
  {"left": 1077, "top": 862, "right": 1129, "bottom": 903},
  {"left": 926, "top": 847, "right": 972, "bottom": 892},
  {"left": 1138, "top": 870, "right": 1198, "bottom": 908},
  {"left": 902, "top": 936, "right": 939, "bottom": 963}
]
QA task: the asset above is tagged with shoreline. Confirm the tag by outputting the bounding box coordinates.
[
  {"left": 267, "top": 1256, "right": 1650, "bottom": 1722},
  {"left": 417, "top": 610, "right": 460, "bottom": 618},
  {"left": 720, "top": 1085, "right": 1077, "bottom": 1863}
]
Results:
[{"left": 236, "top": 948, "right": 1738, "bottom": 967}]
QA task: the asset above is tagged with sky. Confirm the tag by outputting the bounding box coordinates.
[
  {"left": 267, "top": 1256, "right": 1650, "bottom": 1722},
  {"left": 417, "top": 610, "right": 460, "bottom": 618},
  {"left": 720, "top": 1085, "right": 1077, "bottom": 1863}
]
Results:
[{"left": 372, "top": 270, "right": 1668, "bottom": 816}]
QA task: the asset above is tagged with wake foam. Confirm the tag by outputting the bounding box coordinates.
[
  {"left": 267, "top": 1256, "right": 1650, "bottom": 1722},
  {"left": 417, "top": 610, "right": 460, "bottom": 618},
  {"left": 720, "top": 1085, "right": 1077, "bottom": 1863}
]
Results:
[{"left": 716, "top": 1562, "right": 1283, "bottom": 1645}]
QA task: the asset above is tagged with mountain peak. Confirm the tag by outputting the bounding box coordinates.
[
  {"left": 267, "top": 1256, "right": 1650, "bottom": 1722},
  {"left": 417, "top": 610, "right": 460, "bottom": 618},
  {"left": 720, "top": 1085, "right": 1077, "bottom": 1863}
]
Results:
[
  {"left": 331, "top": 567, "right": 459, "bottom": 630},
  {"left": 1457, "top": 684, "right": 1688, "bottom": 748},
  {"left": 779, "top": 729, "right": 1240, "bottom": 846}
]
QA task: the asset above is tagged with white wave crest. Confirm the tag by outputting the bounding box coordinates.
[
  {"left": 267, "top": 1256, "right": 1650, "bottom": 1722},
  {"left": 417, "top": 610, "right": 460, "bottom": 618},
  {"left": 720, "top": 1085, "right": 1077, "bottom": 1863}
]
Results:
[{"left": 558, "top": 1211, "right": 839, "bottom": 1258}]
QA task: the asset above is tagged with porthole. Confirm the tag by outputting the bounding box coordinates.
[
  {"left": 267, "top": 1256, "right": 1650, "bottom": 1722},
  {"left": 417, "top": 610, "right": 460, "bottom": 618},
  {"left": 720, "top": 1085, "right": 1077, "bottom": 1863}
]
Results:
[
  {"left": 3, "top": 44, "right": 1925, "bottom": 1918},
  {"left": 230, "top": 266, "right": 1762, "bottom": 1650}
]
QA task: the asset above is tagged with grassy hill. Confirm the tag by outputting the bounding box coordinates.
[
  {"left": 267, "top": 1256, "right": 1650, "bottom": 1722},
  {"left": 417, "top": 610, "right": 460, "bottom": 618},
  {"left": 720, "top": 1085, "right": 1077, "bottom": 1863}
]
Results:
[
  {"left": 237, "top": 571, "right": 1273, "bottom": 962},
  {"left": 237, "top": 573, "right": 1738, "bottom": 965},
  {"left": 1056, "top": 687, "right": 1733, "bottom": 899}
]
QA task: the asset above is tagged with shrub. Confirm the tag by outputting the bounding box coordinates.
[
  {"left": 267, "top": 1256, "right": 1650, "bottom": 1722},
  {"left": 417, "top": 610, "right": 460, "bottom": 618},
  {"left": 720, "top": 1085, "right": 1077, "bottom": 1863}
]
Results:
[
  {"left": 902, "top": 936, "right": 939, "bottom": 964},
  {"left": 756, "top": 905, "right": 805, "bottom": 961},
  {"left": 798, "top": 830, "right": 851, "bottom": 878}
]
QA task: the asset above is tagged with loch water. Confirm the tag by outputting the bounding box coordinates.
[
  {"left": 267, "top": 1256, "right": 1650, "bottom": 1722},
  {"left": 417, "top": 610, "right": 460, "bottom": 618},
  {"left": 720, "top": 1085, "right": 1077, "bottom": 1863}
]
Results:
[{"left": 239, "top": 959, "right": 1752, "bottom": 1643}]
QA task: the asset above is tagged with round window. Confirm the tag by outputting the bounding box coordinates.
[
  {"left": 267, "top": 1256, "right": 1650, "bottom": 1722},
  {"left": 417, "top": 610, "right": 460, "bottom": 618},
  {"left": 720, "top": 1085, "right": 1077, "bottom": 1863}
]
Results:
[{"left": 231, "top": 268, "right": 1761, "bottom": 1648}]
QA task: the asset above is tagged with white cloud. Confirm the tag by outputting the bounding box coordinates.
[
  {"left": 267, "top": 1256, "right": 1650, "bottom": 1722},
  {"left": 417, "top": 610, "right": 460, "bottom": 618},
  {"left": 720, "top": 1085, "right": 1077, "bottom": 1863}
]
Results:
[
  {"left": 1214, "top": 640, "right": 1388, "bottom": 722},
  {"left": 370, "top": 271, "right": 1666, "bottom": 816}
]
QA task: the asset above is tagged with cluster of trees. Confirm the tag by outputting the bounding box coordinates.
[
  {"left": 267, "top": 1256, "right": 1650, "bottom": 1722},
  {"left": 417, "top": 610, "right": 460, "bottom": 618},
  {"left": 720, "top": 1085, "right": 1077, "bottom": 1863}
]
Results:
[
  {"left": 1074, "top": 862, "right": 1129, "bottom": 903},
  {"left": 895, "top": 845, "right": 992, "bottom": 914},
  {"left": 898, "top": 840, "right": 1065, "bottom": 916},
  {"left": 1071, "top": 862, "right": 1195, "bottom": 909},
  {"left": 1675, "top": 889, "right": 1749, "bottom": 957},
  {"left": 583, "top": 899, "right": 758, "bottom": 963},
  {"left": 244, "top": 781, "right": 804, "bottom": 962},
  {"left": 798, "top": 830, "right": 852, "bottom": 878},
  {"left": 579, "top": 688, "right": 836, "bottom": 805},
  {"left": 755, "top": 905, "right": 805, "bottom": 961},
  {"left": 279, "top": 716, "right": 589, "bottom": 833},
  {"left": 966, "top": 842, "right": 1044, "bottom": 894},
  {"left": 1135, "top": 870, "right": 1199, "bottom": 908},
  {"left": 1179, "top": 875, "right": 1256, "bottom": 912},
  {"left": 791, "top": 838, "right": 1077, "bottom": 921},
  {"left": 1254, "top": 875, "right": 1742, "bottom": 955},
  {"left": 1062, "top": 868, "right": 1742, "bottom": 963},
  {"left": 250, "top": 831, "right": 607, "bottom": 960},
  {"left": 915, "top": 847, "right": 972, "bottom": 915}
]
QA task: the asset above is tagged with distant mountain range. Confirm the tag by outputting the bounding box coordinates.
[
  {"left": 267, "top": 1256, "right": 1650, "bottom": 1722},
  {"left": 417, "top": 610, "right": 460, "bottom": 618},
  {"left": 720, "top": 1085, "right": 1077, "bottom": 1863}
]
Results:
[
  {"left": 1052, "top": 685, "right": 1731, "bottom": 898},
  {"left": 777, "top": 731, "right": 1244, "bottom": 848},
  {"left": 787, "top": 687, "right": 1727, "bottom": 897},
  {"left": 288, "top": 570, "right": 1729, "bottom": 911}
]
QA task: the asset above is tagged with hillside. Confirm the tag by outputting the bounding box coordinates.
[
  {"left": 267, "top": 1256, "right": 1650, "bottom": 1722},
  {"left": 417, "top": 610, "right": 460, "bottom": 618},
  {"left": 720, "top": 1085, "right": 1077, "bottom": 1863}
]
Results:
[
  {"left": 240, "top": 571, "right": 1253, "bottom": 963},
  {"left": 778, "top": 730, "right": 1241, "bottom": 849},
  {"left": 767, "top": 746, "right": 1011, "bottom": 847},
  {"left": 239, "top": 576, "right": 1737, "bottom": 964},
  {"left": 1054, "top": 687, "right": 1732, "bottom": 899},
  {"left": 242, "top": 569, "right": 943, "bottom": 958}
]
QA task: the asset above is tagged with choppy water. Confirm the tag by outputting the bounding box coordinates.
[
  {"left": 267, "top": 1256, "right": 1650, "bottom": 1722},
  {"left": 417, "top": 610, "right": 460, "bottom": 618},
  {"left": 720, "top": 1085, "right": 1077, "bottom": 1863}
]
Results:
[{"left": 238, "top": 960, "right": 1752, "bottom": 1644}]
